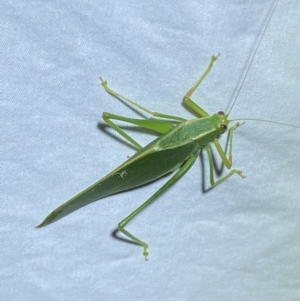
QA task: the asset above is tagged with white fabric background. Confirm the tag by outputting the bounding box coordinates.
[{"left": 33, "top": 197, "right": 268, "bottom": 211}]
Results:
[{"left": 2, "top": 0, "right": 300, "bottom": 300}]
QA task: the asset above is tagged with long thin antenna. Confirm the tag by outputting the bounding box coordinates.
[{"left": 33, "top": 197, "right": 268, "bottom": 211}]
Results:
[
  {"left": 228, "top": 0, "right": 279, "bottom": 114},
  {"left": 230, "top": 118, "right": 300, "bottom": 129}
]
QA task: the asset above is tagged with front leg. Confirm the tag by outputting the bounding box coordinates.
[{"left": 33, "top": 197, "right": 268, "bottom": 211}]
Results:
[
  {"left": 205, "top": 122, "right": 245, "bottom": 188},
  {"left": 213, "top": 121, "right": 245, "bottom": 168},
  {"left": 183, "top": 54, "right": 220, "bottom": 117}
]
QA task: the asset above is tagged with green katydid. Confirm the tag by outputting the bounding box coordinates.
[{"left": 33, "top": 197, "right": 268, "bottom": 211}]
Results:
[
  {"left": 37, "top": 0, "right": 299, "bottom": 259},
  {"left": 37, "top": 54, "right": 245, "bottom": 259}
]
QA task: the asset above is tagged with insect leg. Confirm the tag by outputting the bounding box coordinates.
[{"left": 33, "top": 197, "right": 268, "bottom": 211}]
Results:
[
  {"left": 100, "top": 78, "right": 186, "bottom": 122},
  {"left": 104, "top": 112, "right": 174, "bottom": 136},
  {"left": 205, "top": 143, "right": 244, "bottom": 188},
  {"left": 184, "top": 55, "right": 219, "bottom": 117},
  {"left": 103, "top": 113, "right": 142, "bottom": 150},
  {"left": 103, "top": 111, "right": 176, "bottom": 150},
  {"left": 118, "top": 153, "right": 198, "bottom": 260},
  {"left": 213, "top": 121, "right": 244, "bottom": 168}
]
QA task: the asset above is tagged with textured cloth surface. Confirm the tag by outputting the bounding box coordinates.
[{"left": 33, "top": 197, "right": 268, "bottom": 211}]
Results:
[{"left": 2, "top": 1, "right": 300, "bottom": 301}]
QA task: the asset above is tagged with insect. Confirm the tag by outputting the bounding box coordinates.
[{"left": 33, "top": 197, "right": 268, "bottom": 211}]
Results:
[{"left": 37, "top": 0, "right": 298, "bottom": 259}]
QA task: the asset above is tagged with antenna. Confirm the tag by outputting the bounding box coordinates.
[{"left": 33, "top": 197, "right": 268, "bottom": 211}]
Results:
[
  {"left": 230, "top": 118, "right": 300, "bottom": 129},
  {"left": 227, "top": 0, "right": 279, "bottom": 114}
]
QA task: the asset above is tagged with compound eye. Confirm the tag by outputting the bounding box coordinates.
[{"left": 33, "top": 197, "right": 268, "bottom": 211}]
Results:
[
  {"left": 218, "top": 111, "right": 225, "bottom": 115},
  {"left": 220, "top": 124, "right": 227, "bottom": 130}
]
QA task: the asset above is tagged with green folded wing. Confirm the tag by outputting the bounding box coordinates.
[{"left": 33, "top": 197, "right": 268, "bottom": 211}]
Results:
[{"left": 37, "top": 140, "right": 198, "bottom": 227}]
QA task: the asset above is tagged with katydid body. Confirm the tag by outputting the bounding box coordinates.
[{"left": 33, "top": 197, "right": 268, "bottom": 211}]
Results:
[
  {"left": 37, "top": 114, "right": 232, "bottom": 225},
  {"left": 37, "top": 55, "right": 244, "bottom": 258}
]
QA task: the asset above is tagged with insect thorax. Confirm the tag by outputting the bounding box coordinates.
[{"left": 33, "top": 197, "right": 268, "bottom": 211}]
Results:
[{"left": 183, "top": 116, "right": 225, "bottom": 144}]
